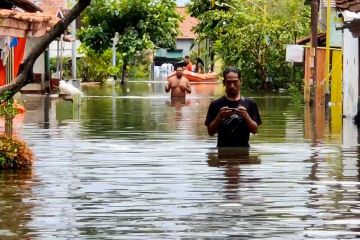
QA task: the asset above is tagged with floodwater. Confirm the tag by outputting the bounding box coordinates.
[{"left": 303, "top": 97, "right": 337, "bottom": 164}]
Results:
[{"left": 1, "top": 80, "right": 360, "bottom": 239}]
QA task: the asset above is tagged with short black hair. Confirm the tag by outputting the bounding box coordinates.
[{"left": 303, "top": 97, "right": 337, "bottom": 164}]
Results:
[
  {"left": 184, "top": 55, "right": 190, "bottom": 59},
  {"left": 175, "top": 65, "right": 183, "bottom": 70},
  {"left": 174, "top": 63, "right": 183, "bottom": 69},
  {"left": 223, "top": 66, "right": 241, "bottom": 80}
]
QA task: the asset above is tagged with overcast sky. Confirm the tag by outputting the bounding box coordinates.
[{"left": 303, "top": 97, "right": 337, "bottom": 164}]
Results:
[{"left": 176, "top": 0, "right": 190, "bottom": 6}]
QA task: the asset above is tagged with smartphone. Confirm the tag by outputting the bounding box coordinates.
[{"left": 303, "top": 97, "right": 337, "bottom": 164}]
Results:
[{"left": 227, "top": 108, "right": 238, "bottom": 111}]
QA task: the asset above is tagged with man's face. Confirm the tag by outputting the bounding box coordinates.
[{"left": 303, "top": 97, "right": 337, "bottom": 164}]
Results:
[
  {"left": 176, "top": 67, "right": 183, "bottom": 78},
  {"left": 223, "top": 71, "right": 241, "bottom": 97},
  {"left": 184, "top": 58, "right": 189, "bottom": 64}
]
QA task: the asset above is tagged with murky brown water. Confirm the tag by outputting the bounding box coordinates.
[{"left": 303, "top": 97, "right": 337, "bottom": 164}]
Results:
[{"left": 1, "top": 81, "right": 360, "bottom": 239}]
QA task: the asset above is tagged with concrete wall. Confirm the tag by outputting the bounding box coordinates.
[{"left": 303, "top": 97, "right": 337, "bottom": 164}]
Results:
[
  {"left": 49, "top": 40, "right": 81, "bottom": 58},
  {"left": 176, "top": 39, "right": 195, "bottom": 57},
  {"left": 343, "top": 29, "right": 359, "bottom": 118},
  {"left": 26, "top": 37, "right": 44, "bottom": 74}
]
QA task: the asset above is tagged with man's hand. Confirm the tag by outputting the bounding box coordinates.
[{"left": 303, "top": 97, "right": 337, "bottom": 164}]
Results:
[
  {"left": 217, "top": 106, "right": 236, "bottom": 120},
  {"left": 233, "top": 106, "right": 250, "bottom": 120},
  {"left": 232, "top": 106, "right": 258, "bottom": 134}
]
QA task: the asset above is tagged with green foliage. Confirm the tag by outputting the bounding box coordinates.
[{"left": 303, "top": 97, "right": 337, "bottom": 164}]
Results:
[
  {"left": 78, "top": 0, "right": 181, "bottom": 74},
  {"left": 77, "top": 46, "right": 122, "bottom": 82},
  {"left": 287, "top": 82, "right": 304, "bottom": 105},
  {"left": 49, "top": 57, "right": 72, "bottom": 80},
  {"left": 188, "top": 0, "right": 310, "bottom": 90},
  {"left": 0, "top": 134, "right": 34, "bottom": 169},
  {"left": 127, "top": 53, "right": 151, "bottom": 79},
  {"left": 0, "top": 92, "right": 18, "bottom": 120}
]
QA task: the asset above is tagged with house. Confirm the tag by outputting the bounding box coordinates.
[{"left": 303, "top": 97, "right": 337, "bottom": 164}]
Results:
[
  {"left": 175, "top": 7, "right": 198, "bottom": 57},
  {"left": 299, "top": 1, "right": 343, "bottom": 107},
  {"left": 0, "top": 0, "right": 59, "bottom": 89},
  {"left": 154, "top": 6, "right": 198, "bottom": 66},
  {"left": 29, "top": 0, "right": 68, "bottom": 77},
  {"left": 332, "top": 0, "right": 360, "bottom": 121}
]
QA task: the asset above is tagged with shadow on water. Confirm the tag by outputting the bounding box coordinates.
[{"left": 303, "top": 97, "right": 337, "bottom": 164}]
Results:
[{"left": 2, "top": 80, "right": 359, "bottom": 239}]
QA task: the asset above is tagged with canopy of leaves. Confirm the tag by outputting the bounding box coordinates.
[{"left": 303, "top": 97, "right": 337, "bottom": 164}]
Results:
[
  {"left": 188, "top": 0, "right": 310, "bottom": 89},
  {"left": 78, "top": 0, "right": 181, "bottom": 56}
]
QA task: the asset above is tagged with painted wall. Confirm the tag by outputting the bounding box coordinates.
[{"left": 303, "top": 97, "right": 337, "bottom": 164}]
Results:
[
  {"left": 176, "top": 39, "right": 195, "bottom": 57},
  {"left": 343, "top": 29, "right": 359, "bottom": 118},
  {"left": 48, "top": 40, "right": 81, "bottom": 58},
  {"left": 26, "top": 37, "right": 44, "bottom": 74}
]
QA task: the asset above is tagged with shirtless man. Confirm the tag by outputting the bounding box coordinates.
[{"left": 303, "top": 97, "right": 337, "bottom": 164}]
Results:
[{"left": 165, "top": 66, "right": 191, "bottom": 98}]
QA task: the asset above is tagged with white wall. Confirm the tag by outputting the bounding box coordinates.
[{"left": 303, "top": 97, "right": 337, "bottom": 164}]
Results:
[
  {"left": 26, "top": 37, "right": 44, "bottom": 74},
  {"left": 176, "top": 39, "right": 195, "bottom": 57},
  {"left": 343, "top": 29, "right": 359, "bottom": 118},
  {"left": 49, "top": 40, "right": 82, "bottom": 58}
]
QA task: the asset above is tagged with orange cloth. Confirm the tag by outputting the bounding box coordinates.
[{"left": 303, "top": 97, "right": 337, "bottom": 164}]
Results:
[{"left": 184, "top": 62, "right": 192, "bottom": 71}]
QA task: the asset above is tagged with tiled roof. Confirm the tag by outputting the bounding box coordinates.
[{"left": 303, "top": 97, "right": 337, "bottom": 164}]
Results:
[
  {"left": 336, "top": 0, "right": 360, "bottom": 12},
  {"left": 0, "top": 1, "right": 64, "bottom": 38},
  {"left": 34, "top": 0, "right": 65, "bottom": 16},
  {"left": 176, "top": 7, "right": 198, "bottom": 40},
  {"left": 0, "top": 9, "right": 56, "bottom": 37},
  {"left": 3, "top": 0, "right": 42, "bottom": 13}
]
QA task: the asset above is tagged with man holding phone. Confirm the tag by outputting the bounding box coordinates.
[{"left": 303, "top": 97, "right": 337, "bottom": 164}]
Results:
[{"left": 205, "top": 66, "right": 262, "bottom": 147}]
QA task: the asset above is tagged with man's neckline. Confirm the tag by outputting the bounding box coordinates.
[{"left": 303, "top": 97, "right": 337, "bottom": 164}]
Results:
[{"left": 225, "top": 95, "right": 241, "bottom": 101}]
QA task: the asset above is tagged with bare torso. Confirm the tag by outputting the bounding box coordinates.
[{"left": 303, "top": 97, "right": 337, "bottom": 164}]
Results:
[{"left": 167, "top": 76, "right": 190, "bottom": 98}]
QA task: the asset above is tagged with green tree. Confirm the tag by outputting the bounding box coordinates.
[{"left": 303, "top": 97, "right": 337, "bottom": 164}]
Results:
[
  {"left": 78, "top": 0, "right": 181, "bottom": 83},
  {"left": 188, "top": 0, "right": 310, "bottom": 90}
]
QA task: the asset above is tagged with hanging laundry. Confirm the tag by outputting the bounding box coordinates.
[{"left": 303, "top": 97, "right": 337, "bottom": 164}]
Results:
[
  {"left": 1, "top": 48, "right": 9, "bottom": 66},
  {"left": 0, "top": 38, "right": 6, "bottom": 50},
  {"left": 9, "top": 37, "right": 18, "bottom": 48},
  {"left": 1, "top": 37, "right": 10, "bottom": 66}
]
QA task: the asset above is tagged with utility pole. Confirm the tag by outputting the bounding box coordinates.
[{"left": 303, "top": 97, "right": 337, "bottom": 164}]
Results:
[
  {"left": 310, "top": 0, "right": 319, "bottom": 106},
  {"left": 71, "top": 0, "right": 77, "bottom": 80},
  {"left": 325, "top": 0, "right": 331, "bottom": 103}
]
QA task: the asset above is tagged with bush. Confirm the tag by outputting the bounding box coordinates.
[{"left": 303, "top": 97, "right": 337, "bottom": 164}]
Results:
[{"left": 0, "top": 134, "right": 34, "bottom": 169}]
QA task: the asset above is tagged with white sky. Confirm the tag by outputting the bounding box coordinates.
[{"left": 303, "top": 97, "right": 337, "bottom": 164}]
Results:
[{"left": 176, "top": 0, "right": 190, "bottom": 6}]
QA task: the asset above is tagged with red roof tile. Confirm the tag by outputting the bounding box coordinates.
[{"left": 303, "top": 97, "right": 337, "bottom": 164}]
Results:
[
  {"left": 33, "top": 0, "right": 65, "bottom": 16},
  {"left": 176, "top": 7, "right": 198, "bottom": 40}
]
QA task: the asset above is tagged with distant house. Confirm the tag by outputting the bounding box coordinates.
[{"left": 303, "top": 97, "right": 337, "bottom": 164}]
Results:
[
  {"left": 30, "top": 0, "right": 68, "bottom": 75},
  {"left": 154, "top": 6, "right": 198, "bottom": 66},
  {"left": 176, "top": 6, "right": 198, "bottom": 57}
]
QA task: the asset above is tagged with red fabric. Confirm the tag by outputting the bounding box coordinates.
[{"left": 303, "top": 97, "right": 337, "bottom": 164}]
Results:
[
  {"left": 14, "top": 38, "right": 26, "bottom": 77},
  {"left": 0, "top": 38, "right": 26, "bottom": 86},
  {"left": 0, "top": 62, "right": 5, "bottom": 86}
]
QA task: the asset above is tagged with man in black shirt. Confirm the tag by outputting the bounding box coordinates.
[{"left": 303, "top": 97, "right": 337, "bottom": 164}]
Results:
[{"left": 205, "top": 66, "right": 262, "bottom": 147}]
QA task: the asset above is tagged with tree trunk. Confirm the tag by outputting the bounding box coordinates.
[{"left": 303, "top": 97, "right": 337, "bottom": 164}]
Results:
[
  {"left": 121, "top": 62, "right": 127, "bottom": 85},
  {"left": 0, "top": 0, "right": 91, "bottom": 103},
  {"left": 256, "top": 62, "right": 267, "bottom": 90}
]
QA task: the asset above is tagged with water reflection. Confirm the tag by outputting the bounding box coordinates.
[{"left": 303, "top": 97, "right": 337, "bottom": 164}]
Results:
[
  {"left": 2, "top": 81, "right": 359, "bottom": 239},
  {"left": 207, "top": 148, "right": 260, "bottom": 200}
]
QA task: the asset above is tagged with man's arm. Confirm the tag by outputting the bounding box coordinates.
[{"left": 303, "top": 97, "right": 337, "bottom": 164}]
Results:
[
  {"left": 185, "top": 80, "right": 191, "bottom": 94},
  {"left": 236, "top": 107, "right": 258, "bottom": 134},
  {"left": 165, "top": 80, "right": 171, "bottom": 92}
]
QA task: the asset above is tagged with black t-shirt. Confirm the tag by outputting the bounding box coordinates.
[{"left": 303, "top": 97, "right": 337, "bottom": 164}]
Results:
[{"left": 205, "top": 96, "right": 262, "bottom": 147}]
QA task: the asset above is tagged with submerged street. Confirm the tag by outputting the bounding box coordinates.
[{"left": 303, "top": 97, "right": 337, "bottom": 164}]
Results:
[{"left": 1, "top": 81, "right": 359, "bottom": 239}]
